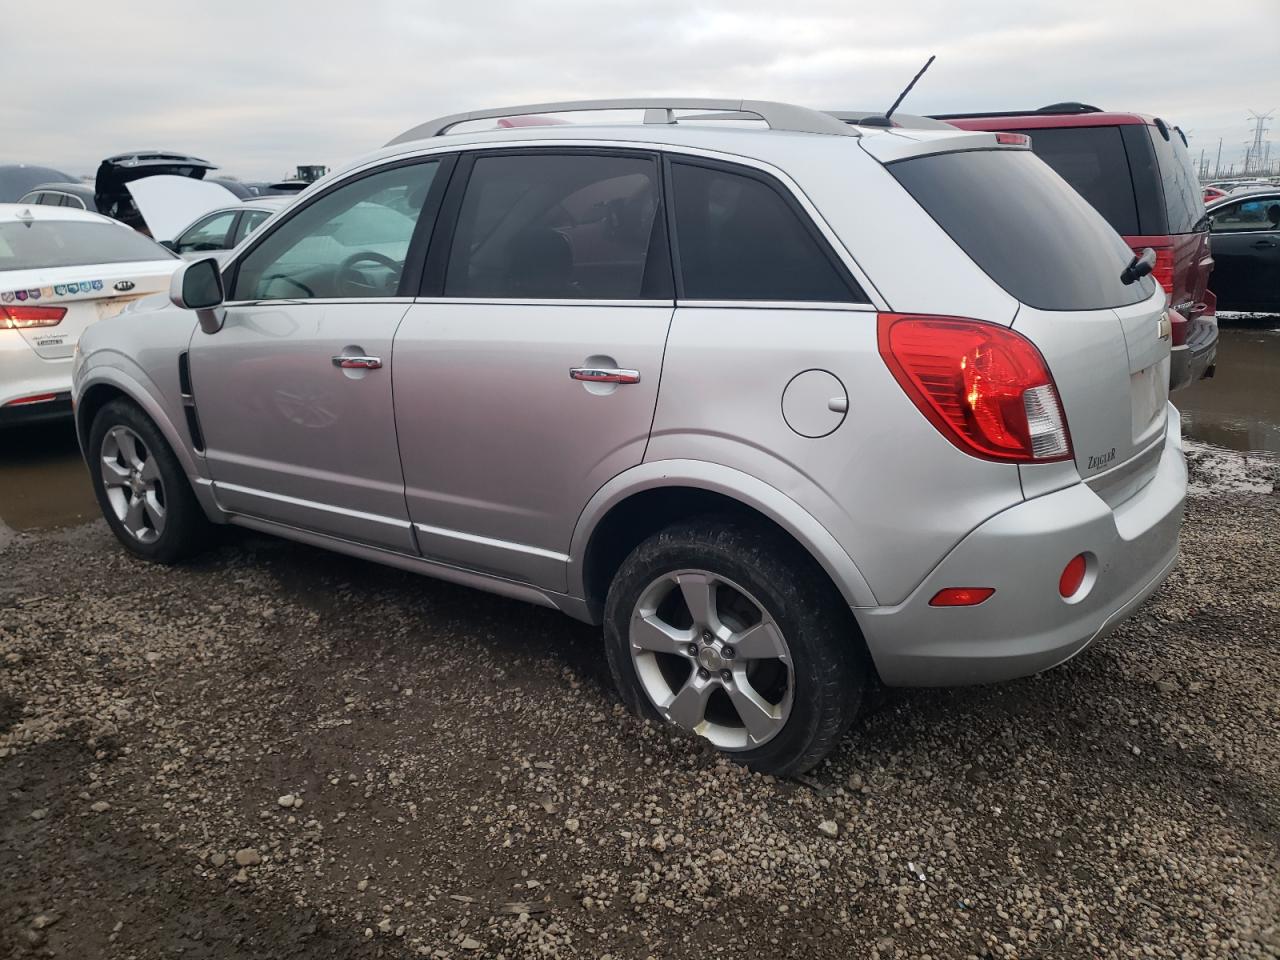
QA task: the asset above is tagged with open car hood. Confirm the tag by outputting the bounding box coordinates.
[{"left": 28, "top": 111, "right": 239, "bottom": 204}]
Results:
[{"left": 125, "top": 176, "right": 241, "bottom": 242}]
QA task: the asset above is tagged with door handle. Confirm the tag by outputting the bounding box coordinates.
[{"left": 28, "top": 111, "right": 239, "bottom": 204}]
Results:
[
  {"left": 570, "top": 367, "right": 640, "bottom": 384},
  {"left": 1251, "top": 239, "right": 1277, "bottom": 249},
  {"left": 332, "top": 355, "right": 382, "bottom": 370}
]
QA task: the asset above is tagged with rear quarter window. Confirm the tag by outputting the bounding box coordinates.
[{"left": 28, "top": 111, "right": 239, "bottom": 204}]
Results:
[
  {"left": 1148, "top": 124, "right": 1207, "bottom": 235},
  {"left": 889, "top": 148, "right": 1155, "bottom": 311}
]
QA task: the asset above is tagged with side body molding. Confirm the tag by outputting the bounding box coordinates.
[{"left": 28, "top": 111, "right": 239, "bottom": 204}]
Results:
[{"left": 568, "top": 458, "right": 878, "bottom": 610}]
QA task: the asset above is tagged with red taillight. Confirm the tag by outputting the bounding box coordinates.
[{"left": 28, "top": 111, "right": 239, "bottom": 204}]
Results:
[
  {"left": 929, "top": 587, "right": 995, "bottom": 607},
  {"left": 1146, "top": 246, "right": 1174, "bottom": 295},
  {"left": 0, "top": 305, "right": 66, "bottom": 329},
  {"left": 1059, "top": 554, "right": 1087, "bottom": 598},
  {"left": 994, "top": 132, "right": 1031, "bottom": 147},
  {"left": 878, "top": 314, "right": 1072, "bottom": 463}
]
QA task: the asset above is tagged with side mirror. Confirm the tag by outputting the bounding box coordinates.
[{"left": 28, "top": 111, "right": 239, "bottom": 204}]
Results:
[{"left": 169, "top": 257, "right": 226, "bottom": 335}]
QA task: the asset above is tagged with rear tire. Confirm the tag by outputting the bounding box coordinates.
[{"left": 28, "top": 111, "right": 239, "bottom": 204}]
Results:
[
  {"left": 603, "top": 518, "right": 867, "bottom": 776},
  {"left": 88, "top": 399, "right": 211, "bottom": 563}
]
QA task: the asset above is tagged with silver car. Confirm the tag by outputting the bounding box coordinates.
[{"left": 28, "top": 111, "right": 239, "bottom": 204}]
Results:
[{"left": 72, "top": 99, "right": 1186, "bottom": 775}]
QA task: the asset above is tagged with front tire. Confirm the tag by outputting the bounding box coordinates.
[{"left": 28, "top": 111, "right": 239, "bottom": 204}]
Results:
[
  {"left": 603, "top": 519, "right": 867, "bottom": 776},
  {"left": 88, "top": 399, "right": 210, "bottom": 563}
]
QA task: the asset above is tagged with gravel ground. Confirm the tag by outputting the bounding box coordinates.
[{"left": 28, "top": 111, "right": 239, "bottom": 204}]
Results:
[{"left": 2, "top": 448, "right": 1278, "bottom": 959}]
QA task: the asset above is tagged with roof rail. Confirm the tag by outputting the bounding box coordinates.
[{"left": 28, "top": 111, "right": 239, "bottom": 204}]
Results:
[
  {"left": 1036, "top": 101, "right": 1101, "bottom": 114},
  {"left": 930, "top": 102, "right": 1104, "bottom": 121},
  {"left": 386, "top": 98, "right": 859, "bottom": 146}
]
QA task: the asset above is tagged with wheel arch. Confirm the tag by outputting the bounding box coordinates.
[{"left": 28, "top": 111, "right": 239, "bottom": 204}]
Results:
[
  {"left": 75, "top": 366, "right": 193, "bottom": 466},
  {"left": 570, "top": 460, "right": 877, "bottom": 622}
]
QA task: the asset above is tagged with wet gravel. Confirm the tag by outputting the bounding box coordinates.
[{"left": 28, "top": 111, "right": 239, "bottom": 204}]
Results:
[{"left": 1, "top": 448, "right": 1278, "bottom": 959}]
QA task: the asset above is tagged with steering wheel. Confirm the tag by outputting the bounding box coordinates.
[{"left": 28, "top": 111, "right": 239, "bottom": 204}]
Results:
[
  {"left": 336, "top": 251, "right": 402, "bottom": 296},
  {"left": 261, "top": 274, "right": 315, "bottom": 298}
]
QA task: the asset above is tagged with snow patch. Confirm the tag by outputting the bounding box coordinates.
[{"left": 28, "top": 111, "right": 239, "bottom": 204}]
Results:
[{"left": 1184, "top": 439, "right": 1276, "bottom": 496}]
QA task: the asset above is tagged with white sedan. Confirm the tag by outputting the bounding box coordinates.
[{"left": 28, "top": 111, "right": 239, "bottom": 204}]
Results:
[{"left": 0, "top": 203, "right": 181, "bottom": 426}]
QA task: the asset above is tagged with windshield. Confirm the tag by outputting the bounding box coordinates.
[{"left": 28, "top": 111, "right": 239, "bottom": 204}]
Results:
[
  {"left": 0, "top": 220, "right": 176, "bottom": 271},
  {"left": 889, "top": 148, "right": 1155, "bottom": 311}
]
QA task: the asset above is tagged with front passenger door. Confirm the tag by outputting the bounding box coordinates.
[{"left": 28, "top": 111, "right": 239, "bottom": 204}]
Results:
[{"left": 189, "top": 158, "right": 450, "bottom": 551}]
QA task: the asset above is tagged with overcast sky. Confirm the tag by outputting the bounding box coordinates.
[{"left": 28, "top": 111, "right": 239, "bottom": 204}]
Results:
[{"left": 6, "top": 0, "right": 1278, "bottom": 180}]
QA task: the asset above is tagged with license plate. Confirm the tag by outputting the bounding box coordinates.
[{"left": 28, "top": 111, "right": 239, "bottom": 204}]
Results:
[{"left": 1130, "top": 363, "right": 1163, "bottom": 433}]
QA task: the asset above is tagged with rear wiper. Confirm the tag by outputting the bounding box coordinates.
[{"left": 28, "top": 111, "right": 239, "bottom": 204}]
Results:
[{"left": 1121, "top": 247, "right": 1156, "bottom": 286}]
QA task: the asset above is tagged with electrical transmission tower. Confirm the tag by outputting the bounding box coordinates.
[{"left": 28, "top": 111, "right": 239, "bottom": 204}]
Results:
[{"left": 1245, "top": 110, "right": 1273, "bottom": 173}]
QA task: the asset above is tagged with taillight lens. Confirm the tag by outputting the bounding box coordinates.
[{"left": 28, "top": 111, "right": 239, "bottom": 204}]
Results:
[
  {"left": 878, "top": 313, "right": 1072, "bottom": 463},
  {"left": 1147, "top": 246, "right": 1175, "bottom": 295},
  {"left": 0, "top": 305, "right": 66, "bottom": 329}
]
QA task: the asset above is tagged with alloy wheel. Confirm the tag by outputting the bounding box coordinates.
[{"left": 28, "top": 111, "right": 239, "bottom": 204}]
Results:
[
  {"left": 628, "top": 569, "right": 793, "bottom": 750},
  {"left": 100, "top": 425, "right": 166, "bottom": 544}
]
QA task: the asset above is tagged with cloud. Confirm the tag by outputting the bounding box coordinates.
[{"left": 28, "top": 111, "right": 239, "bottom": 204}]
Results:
[{"left": 3, "top": 0, "right": 1277, "bottom": 179}]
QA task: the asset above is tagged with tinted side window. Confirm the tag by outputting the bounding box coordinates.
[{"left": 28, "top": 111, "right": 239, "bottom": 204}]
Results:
[
  {"left": 1009, "top": 126, "right": 1140, "bottom": 236},
  {"left": 669, "top": 161, "right": 861, "bottom": 302},
  {"left": 890, "top": 149, "right": 1154, "bottom": 311},
  {"left": 176, "top": 211, "right": 237, "bottom": 253},
  {"left": 233, "top": 161, "right": 439, "bottom": 301},
  {"left": 1211, "top": 197, "right": 1280, "bottom": 233},
  {"left": 1149, "top": 124, "right": 1206, "bottom": 235},
  {"left": 445, "top": 153, "right": 662, "bottom": 299}
]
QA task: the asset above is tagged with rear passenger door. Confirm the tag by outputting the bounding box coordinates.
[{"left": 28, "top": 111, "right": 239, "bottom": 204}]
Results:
[{"left": 394, "top": 149, "right": 674, "bottom": 590}]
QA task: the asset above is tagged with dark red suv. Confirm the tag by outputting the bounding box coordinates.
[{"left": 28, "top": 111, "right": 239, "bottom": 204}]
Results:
[{"left": 934, "top": 103, "right": 1217, "bottom": 390}]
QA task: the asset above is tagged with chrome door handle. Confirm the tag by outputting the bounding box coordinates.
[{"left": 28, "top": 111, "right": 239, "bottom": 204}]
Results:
[
  {"left": 570, "top": 367, "right": 640, "bottom": 384},
  {"left": 1251, "top": 239, "right": 1276, "bottom": 249},
  {"left": 332, "top": 355, "right": 382, "bottom": 370}
]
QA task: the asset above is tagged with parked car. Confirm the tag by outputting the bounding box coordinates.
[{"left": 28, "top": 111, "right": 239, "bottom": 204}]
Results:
[
  {"left": 18, "top": 182, "right": 98, "bottom": 211},
  {"left": 1, "top": 203, "right": 180, "bottom": 426},
  {"left": 164, "top": 197, "right": 289, "bottom": 260},
  {"left": 932, "top": 104, "right": 1216, "bottom": 391},
  {"left": 1203, "top": 186, "right": 1230, "bottom": 204},
  {"left": 1205, "top": 191, "right": 1280, "bottom": 313},
  {"left": 0, "top": 164, "right": 77, "bottom": 203},
  {"left": 72, "top": 99, "right": 1185, "bottom": 774},
  {"left": 94, "top": 151, "right": 218, "bottom": 234}
]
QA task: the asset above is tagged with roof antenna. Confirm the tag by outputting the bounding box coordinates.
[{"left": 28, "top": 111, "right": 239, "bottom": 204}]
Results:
[{"left": 861, "top": 55, "right": 936, "bottom": 127}]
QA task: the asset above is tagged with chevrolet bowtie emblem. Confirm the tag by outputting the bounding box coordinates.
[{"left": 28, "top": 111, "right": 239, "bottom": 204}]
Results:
[{"left": 1157, "top": 313, "right": 1172, "bottom": 340}]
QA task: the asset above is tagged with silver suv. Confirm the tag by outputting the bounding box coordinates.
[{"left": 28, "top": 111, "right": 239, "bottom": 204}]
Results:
[{"left": 72, "top": 99, "right": 1186, "bottom": 775}]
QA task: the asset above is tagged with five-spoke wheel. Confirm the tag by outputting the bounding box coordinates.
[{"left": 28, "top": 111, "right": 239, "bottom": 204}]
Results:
[
  {"left": 630, "top": 570, "right": 793, "bottom": 750},
  {"left": 99, "top": 425, "right": 166, "bottom": 543}
]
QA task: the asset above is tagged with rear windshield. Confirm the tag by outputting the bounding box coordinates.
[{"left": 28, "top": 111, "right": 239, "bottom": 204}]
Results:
[
  {"left": 1149, "top": 125, "right": 1206, "bottom": 235},
  {"left": 1004, "top": 126, "right": 1140, "bottom": 235},
  {"left": 889, "top": 149, "right": 1155, "bottom": 311},
  {"left": 0, "top": 220, "right": 175, "bottom": 271}
]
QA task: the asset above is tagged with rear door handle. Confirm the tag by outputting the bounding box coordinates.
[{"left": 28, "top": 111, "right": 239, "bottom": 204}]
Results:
[
  {"left": 332, "top": 355, "right": 382, "bottom": 370},
  {"left": 1251, "top": 239, "right": 1277, "bottom": 249},
  {"left": 570, "top": 367, "right": 640, "bottom": 384}
]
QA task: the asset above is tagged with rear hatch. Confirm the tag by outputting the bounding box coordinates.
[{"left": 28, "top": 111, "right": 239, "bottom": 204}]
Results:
[
  {"left": 882, "top": 138, "right": 1170, "bottom": 499},
  {"left": 0, "top": 216, "right": 179, "bottom": 359},
  {"left": 94, "top": 151, "right": 217, "bottom": 231}
]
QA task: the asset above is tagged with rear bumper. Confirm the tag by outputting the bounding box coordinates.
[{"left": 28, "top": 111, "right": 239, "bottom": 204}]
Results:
[
  {"left": 1, "top": 334, "right": 74, "bottom": 427},
  {"left": 856, "top": 407, "right": 1185, "bottom": 686},
  {"left": 0, "top": 392, "right": 73, "bottom": 427},
  {"left": 1169, "top": 312, "right": 1218, "bottom": 392}
]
